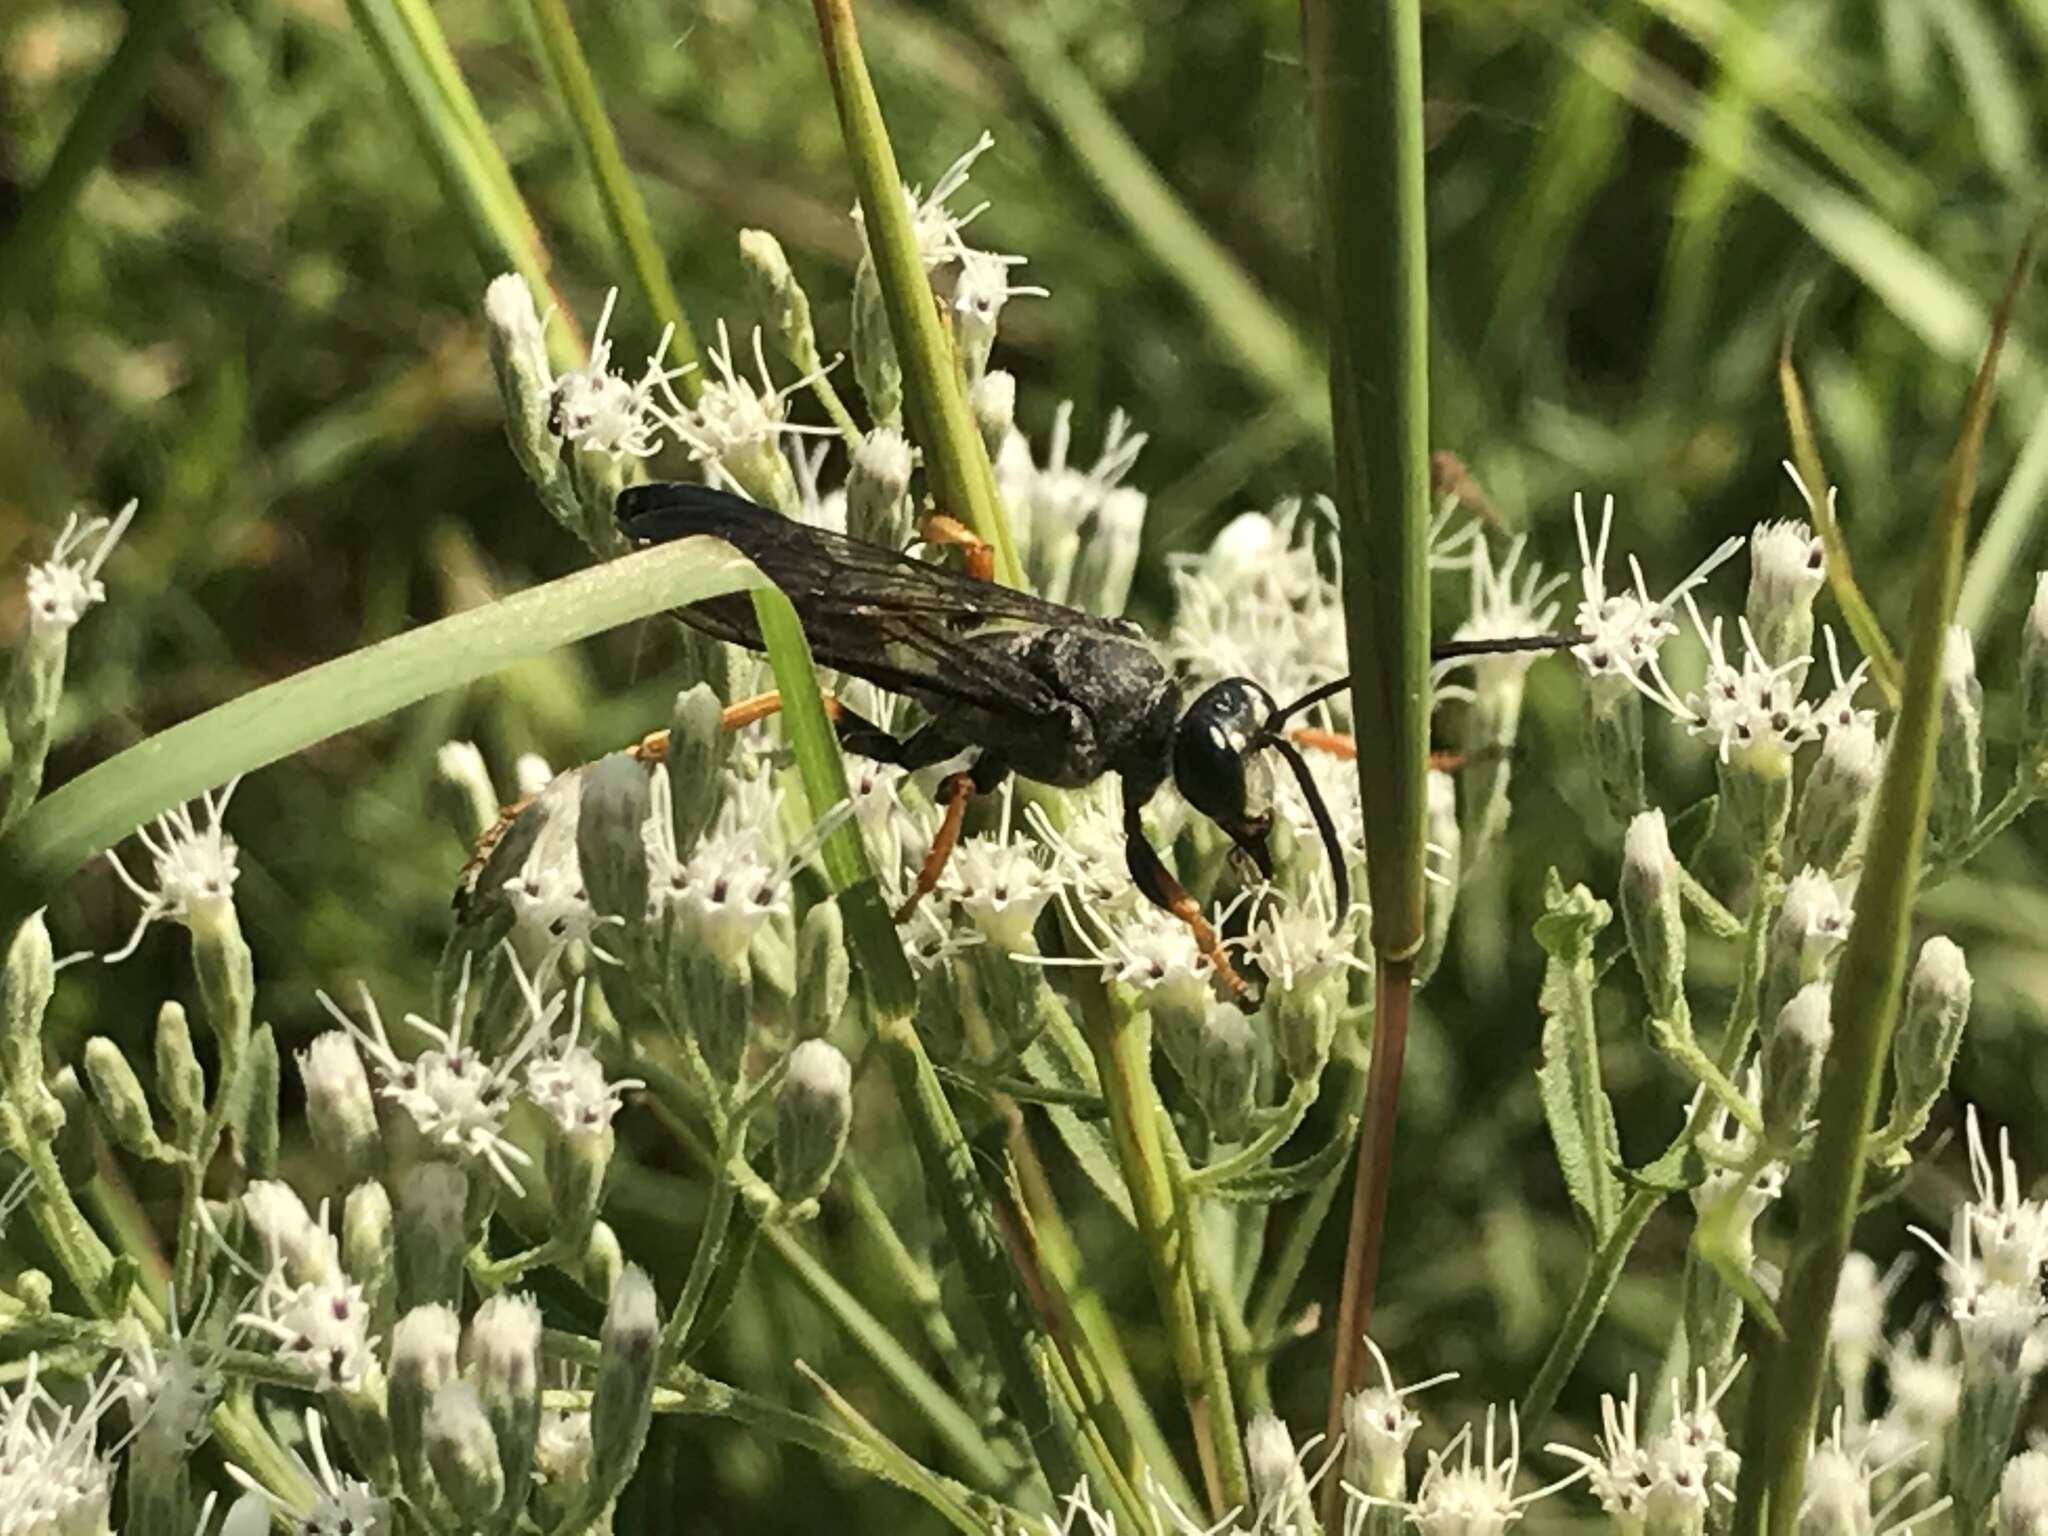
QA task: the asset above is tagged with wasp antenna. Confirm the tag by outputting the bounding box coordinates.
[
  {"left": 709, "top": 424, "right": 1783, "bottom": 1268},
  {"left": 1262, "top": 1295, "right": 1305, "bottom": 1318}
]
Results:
[
  {"left": 1428, "top": 631, "right": 1584, "bottom": 665},
  {"left": 1266, "top": 735, "right": 1350, "bottom": 924},
  {"left": 1265, "top": 675, "right": 1352, "bottom": 732}
]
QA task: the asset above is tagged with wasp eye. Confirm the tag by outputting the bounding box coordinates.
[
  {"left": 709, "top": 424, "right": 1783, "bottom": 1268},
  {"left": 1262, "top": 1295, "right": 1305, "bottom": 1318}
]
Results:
[{"left": 1174, "top": 679, "right": 1268, "bottom": 825}]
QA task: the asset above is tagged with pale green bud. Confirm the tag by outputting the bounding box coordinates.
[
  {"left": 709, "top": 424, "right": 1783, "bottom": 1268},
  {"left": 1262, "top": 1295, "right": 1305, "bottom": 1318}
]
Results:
[
  {"left": 2022, "top": 575, "right": 2048, "bottom": 761},
  {"left": 665, "top": 685, "right": 729, "bottom": 857},
  {"left": 1762, "top": 867, "right": 1849, "bottom": 1028},
  {"left": 484, "top": 274, "right": 557, "bottom": 473},
  {"left": 1792, "top": 714, "right": 1881, "bottom": 874},
  {"left": 470, "top": 1293, "right": 543, "bottom": 1526},
  {"left": 1999, "top": 1450, "right": 2048, "bottom": 1536},
  {"left": 581, "top": 1219, "right": 624, "bottom": 1299},
  {"left": 1745, "top": 520, "right": 1825, "bottom": 678},
  {"left": 794, "top": 901, "right": 849, "bottom": 1041},
  {"left": 391, "top": 1302, "right": 461, "bottom": 1510},
  {"left": 1888, "top": 936, "right": 1971, "bottom": 1144},
  {"left": 83, "top": 1037, "right": 176, "bottom": 1163},
  {"left": 1620, "top": 809, "right": 1686, "bottom": 1017},
  {"left": 1186, "top": 1001, "right": 1258, "bottom": 1142},
  {"left": 971, "top": 370, "right": 1016, "bottom": 464},
  {"left": 343, "top": 1180, "right": 395, "bottom": 1335},
  {"left": 577, "top": 752, "right": 652, "bottom": 927},
  {"left": 1584, "top": 677, "right": 1646, "bottom": 821},
  {"left": 1763, "top": 983, "right": 1831, "bottom": 1148},
  {"left": 1933, "top": 624, "right": 1984, "bottom": 859},
  {"left": 50, "top": 1066, "right": 92, "bottom": 1191},
  {"left": 434, "top": 739, "right": 499, "bottom": 842},
  {"left": 1720, "top": 737, "right": 1795, "bottom": 860},
  {"left": 1415, "top": 770, "right": 1460, "bottom": 988},
  {"left": 591, "top": 1265, "right": 660, "bottom": 1507},
  {"left": 739, "top": 228, "right": 822, "bottom": 376},
  {"left": 192, "top": 904, "right": 254, "bottom": 1080},
  {"left": 396, "top": 1161, "right": 468, "bottom": 1311},
  {"left": 239, "top": 1023, "right": 280, "bottom": 1179},
  {"left": 775, "top": 1040, "right": 852, "bottom": 1204},
  {"left": 14, "top": 1269, "right": 50, "bottom": 1314},
  {"left": 1245, "top": 1413, "right": 1309, "bottom": 1532},
  {"left": 300, "top": 1030, "right": 379, "bottom": 1188},
  {"left": 153, "top": 1001, "right": 205, "bottom": 1146},
  {"left": 1, "top": 912, "right": 62, "bottom": 1139},
  {"left": 850, "top": 257, "right": 902, "bottom": 427},
  {"left": 426, "top": 1379, "right": 504, "bottom": 1521},
  {"left": 846, "top": 428, "right": 917, "bottom": 551},
  {"left": 689, "top": 951, "right": 753, "bottom": 1084}
]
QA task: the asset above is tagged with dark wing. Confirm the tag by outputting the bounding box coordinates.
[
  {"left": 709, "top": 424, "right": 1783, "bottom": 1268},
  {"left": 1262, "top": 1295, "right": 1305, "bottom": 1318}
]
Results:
[{"left": 617, "top": 481, "right": 1124, "bottom": 716}]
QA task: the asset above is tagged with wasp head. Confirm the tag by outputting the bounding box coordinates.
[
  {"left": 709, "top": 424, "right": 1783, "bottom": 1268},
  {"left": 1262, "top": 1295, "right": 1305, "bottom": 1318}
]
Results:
[{"left": 1173, "top": 678, "right": 1281, "bottom": 880}]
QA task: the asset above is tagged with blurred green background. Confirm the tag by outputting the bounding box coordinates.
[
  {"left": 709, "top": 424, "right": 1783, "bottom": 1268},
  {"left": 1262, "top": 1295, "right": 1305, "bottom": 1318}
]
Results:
[{"left": 4, "top": 0, "right": 2047, "bottom": 1526}]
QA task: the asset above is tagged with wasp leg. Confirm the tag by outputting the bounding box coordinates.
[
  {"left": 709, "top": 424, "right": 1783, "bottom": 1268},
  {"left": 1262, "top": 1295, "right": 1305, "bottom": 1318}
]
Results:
[
  {"left": 890, "top": 745, "right": 1008, "bottom": 922},
  {"left": 1122, "top": 796, "right": 1249, "bottom": 1001},
  {"left": 1287, "top": 726, "right": 1467, "bottom": 775},
  {"left": 632, "top": 690, "right": 850, "bottom": 763},
  {"left": 919, "top": 512, "right": 995, "bottom": 584}
]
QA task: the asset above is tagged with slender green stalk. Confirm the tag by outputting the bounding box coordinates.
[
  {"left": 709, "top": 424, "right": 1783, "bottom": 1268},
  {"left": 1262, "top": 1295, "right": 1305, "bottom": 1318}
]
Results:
[
  {"left": 797, "top": 1363, "right": 1015, "bottom": 1536},
  {"left": 0, "top": 0, "right": 181, "bottom": 313},
  {"left": 808, "top": 0, "right": 1024, "bottom": 587},
  {"left": 660, "top": 1176, "right": 737, "bottom": 1364},
  {"left": 1742, "top": 236, "right": 2035, "bottom": 1536},
  {"left": 512, "top": 0, "right": 704, "bottom": 396},
  {"left": 0, "top": 537, "right": 765, "bottom": 940},
  {"left": 1958, "top": 399, "right": 2048, "bottom": 631},
  {"left": 1301, "top": 0, "right": 1435, "bottom": 1493},
  {"left": 345, "top": 0, "right": 582, "bottom": 372},
  {"left": 1925, "top": 771, "right": 2048, "bottom": 887}
]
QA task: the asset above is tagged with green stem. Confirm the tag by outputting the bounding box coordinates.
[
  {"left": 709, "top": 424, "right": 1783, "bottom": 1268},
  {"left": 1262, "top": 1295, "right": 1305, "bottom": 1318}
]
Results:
[
  {"left": 513, "top": 0, "right": 703, "bottom": 395},
  {"left": 1744, "top": 234, "right": 2033, "bottom": 1536},
  {"left": 660, "top": 1156, "right": 739, "bottom": 1365},
  {"left": 0, "top": 0, "right": 181, "bottom": 313},
  {"left": 808, "top": 0, "right": 1024, "bottom": 587},
  {"left": 1652, "top": 1019, "right": 1763, "bottom": 1137},
  {"left": 1677, "top": 864, "right": 1745, "bottom": 940},
  {"left": 1186, "top": 1078, "right": 1320, "bottom": 1193},
  {"left": 1924, "top": 772, "right": 2045, "bottom": 888},
  {"left": 1162, "top": 1122, "right": 1250, "bottom": 1515}
]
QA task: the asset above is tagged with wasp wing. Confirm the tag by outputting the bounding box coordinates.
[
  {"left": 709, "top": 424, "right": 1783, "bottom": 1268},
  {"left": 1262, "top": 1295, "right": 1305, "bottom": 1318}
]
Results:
[{"left": 616, "top": 482, "right": 1123, "bottom": 718}]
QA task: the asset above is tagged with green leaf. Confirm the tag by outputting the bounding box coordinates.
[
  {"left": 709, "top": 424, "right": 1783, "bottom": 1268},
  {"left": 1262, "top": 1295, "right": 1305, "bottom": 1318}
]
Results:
[
  {"left": 1534, "top": 869, "right": 1621, "bottom": 1243},
  {"left": 0, "top": 537, "right": 764, "bottom": 940}
]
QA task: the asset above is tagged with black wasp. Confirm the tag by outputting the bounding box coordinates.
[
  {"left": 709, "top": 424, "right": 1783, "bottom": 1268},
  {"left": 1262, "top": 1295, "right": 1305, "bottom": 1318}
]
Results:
[{"left": 617, "top": 482, "right": 1575, "bottom": 995}]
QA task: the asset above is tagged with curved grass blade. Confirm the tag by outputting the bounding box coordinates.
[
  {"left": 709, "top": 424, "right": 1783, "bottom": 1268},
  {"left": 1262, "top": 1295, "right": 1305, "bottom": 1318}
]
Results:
[{"left": 0, "top": 537, "right": 762, "bottom": 939}]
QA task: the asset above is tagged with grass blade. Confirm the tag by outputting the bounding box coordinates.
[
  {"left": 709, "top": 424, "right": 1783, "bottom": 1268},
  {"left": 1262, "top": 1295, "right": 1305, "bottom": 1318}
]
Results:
[
  {"left": 0, "top": 537, "right": 763, "bottom": 938},
  {"left": 1300, "top": 0, "right": 1435, "bottom": 1500},
  {"left": 1739, "top": 232, "right": 2038, "bottom": 1536},
  {"left": 808, "top": 0, "right": 1024, "bottom": 588}
]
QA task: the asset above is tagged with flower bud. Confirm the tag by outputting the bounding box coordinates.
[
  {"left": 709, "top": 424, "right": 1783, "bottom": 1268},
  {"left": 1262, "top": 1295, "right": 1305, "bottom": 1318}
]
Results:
[
  {"left": 846, "top": 428, "right": 917, "bottom": 552},
  {"left": 971, "top": 370, "right": 1016, "bottom": 463},
  {"left": 664, "top": 685, "right": 729, "bottom": 858},
  {"left": 851, "top": 258, "right": 903, "bottom": 428},
  {"left": 426, "top": 1378, "right": 504, "bottom": 1521},
  {"left": 2001, "top": 1450, "right": 2048, "bottom": 1536},
  {"left": 82, "top": 1037, "right": 176, "bottom": 1163},
  {"left": 192, "top": 906, "right": 254, "bottom": 1081},
  {"left": 434, "top": 739, "right": 499, "bottom": 842},
  {"left": 1933, "top": 625, "right": 1985, "bottom": 859},
  {"left": 1762, "top": 868, "right": 1849, "bottom": 1028},
  {"left": 1887, "top": 935, "right": 1971, "bottom": 1145},
  {"left": 577, "top": 751, "right": 652, "bottom": 927},
  {"left": 794, "top": 901, "right": 850, "bottom": 1041},
  {"left": 581, "top": 1219, "right": 624, "bottom": 1299},
  {"left": 343, "top": 1179, "right": 395, "bottom": 1335},
  {"left": 1763, "top": 983, "right": 1832, "bottom": 1147},
  {"left": 1792, "top": 714, "right": 1881, "bottom": 874},
  {"left": 1620, "top": 810, "right": 1686, "bottom": 1017},
  {"left": 153, "top": 1001, "right": 205, "bottom": 1146},
  {"left": 1245, "top": 1412, "right": 1308, "bottom": 1530},
  {"left": 1188, "top": 1001, "right": 1258, "bottom": 1143},
  {"left": 49, "top": 1066, "right": 92, "bottom": 1190},
  {"left": 1720, "top": 736, "right": 1795, "bottom": 861},
  {"left": 470, "top": 1293, "right": 543, "bottom": 1525},
  {"left": 739, "top": 228, "right": 822, "bottom": 376},
  {"left": 2, "top": 912, "right": 62, "bottom": 1139},
  {"left": 775, "top": 1040, "right": 852, "bottom": 1204},
  {"left": 239, "top": 1023, "right": 280, "bottom": 1179},
  {"left": 14, "top": 1269, "right": 50, "bottom": 1314},
  {"left": 484, "top": 273, "right": 555, "bottom": 462},
  {"left": 391, "top": 1302, "right": 461, "bottom": 1508},
  {"left": 1342, "top": 1378, "right": 1420, "bottom": 1506},
  {"left": 300, "top": 1030, "right": 379, "bottom": 1189},
  {"left": 1745, "top": 520, "right": 1825, "bottom": 677},
  {"left": 2022, "top": 574, "right": 2048, "bottom": 762},
  {"left": 1068, "top": 487, "right": 1147, "bottom": 619},
  {"left": 591, "top": 1265, "right": 660, "bottom": 1508},
  {"left": 396, "top": 1160, "right": 468, "bottom": 1311},
  {"left": 1584, "top": 679, "right": 1647, "bottom": 821},
  {"left": 241, "top": 1180, "right": 332, "bottom": 1284}
]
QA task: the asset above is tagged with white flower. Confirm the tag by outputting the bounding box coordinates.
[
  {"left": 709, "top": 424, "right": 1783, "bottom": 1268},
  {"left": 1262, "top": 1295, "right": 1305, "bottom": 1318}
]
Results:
[
  {"left": 0, "top": 1356, "right": 123, "bottom": 1535},
  {"left": 661, "top": 319, "right": 832, "bottom": 489},
  {"left": 1779, "top": 867, "right": 1851, "bottom": 971},
  {"left": 1170, "top": 499, "right": 1348, "bottom": 712},
  {"left": 1813, "top": 628, "right": 1875, "bottom": 735},
  {"left": 499, "top": 771, "right": 610, "bottom": 961},
  {"left": 121, "top": 1308, "right": 226, "bottom": 1454},
  {"left": 1443, "top": 537, "right": 1567, "bottom": 685},
  {"left": 104, "top": 780, "right": 243, "bottom": 960},
  {"left": 1691, "top": 1067, "right": 1786, "bottom": 1252},
  {"left": 514, "top": 752, "right": 555, "bottom": 798},
  {"left": 23, "top": 500, "right": 136, "bottom": 640},
  {"left": 1571, "top": 492, "right": 1742, "bottom": 710},
  {"left": 1960, "top": 1104, "right": 2048, "bottom": 1289},
  {"left": 523, "top": 978, "right": 642, "bottom": 1136},
  {"left": 1796, "top": 1409, "right": 1947, "bottom": 1536},
  {"left": 1062, "top": 893, "right": 1220, "bottom": 1020},
  {"left": 1244, "top": 888, "right": 1367, "bottom": 997},
  {"left": 227, "top": 1408, "right": 392, "bottom": 1535},
  {"left": 1831, "top": 1253, "right": 1901, "bottom": 1396},
  {"left": 2001, "top": 1450, "right": 2048, "bottom": 1536},
  {"left": 645, "top": 770, "right": 793, "bottom": 967},
  {"left": 1342, "top": 1337, "right": 1457, "bottom": 1501},
  {"left": 1683, "top": 604, "right": 1814, "bottom": 763},
  {"left": 240, "top": 1181, "right": 339, "bottom": 1286},
  {"left": 317, "top": 958, "right": 548, "bottom": 1194},
  {"left": 1748, "top": 518, "right": 1826, "bottom": 615},
  {"left": 953, "top": 245, "right": 1047, "bottom": 376},
  {"left": 1376, "top": 1404, "right": 1585, "bottom": 1536},
  {"left": 1869, "top": 1326, "right": 1958, "bottom": 1465},
  {"left": 1042, "top": 1478, "right": 1120, "bottom": 1536},
  {"left": 940, "top": 787, "right": 1058, "bottom": 952},
  {"left": 544, "top": 287, "right": 693, "bottom": 461},
  {"left": 237, "top": 1259, "right": 375, "bottom": 1393},
  {"left": 859, "top": 131, "right": 1010, "bottom": 272}
]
